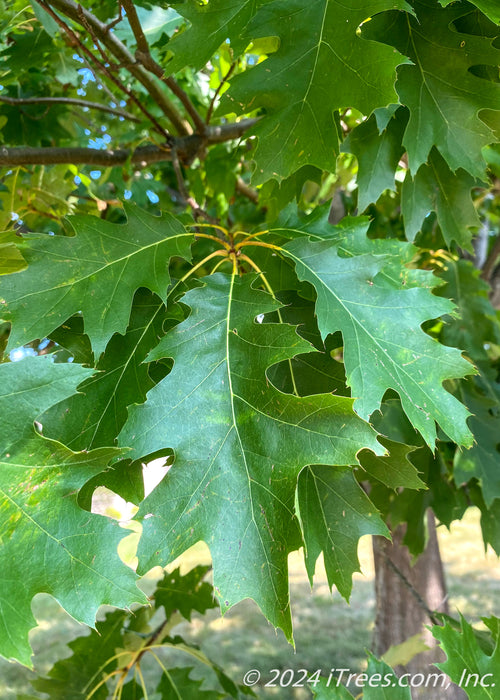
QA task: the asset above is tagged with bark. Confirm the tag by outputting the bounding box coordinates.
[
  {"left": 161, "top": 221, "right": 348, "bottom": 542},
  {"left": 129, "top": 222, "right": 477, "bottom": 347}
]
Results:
[{"left": 372, "top": 511, "right": 466, "bottom": 699}]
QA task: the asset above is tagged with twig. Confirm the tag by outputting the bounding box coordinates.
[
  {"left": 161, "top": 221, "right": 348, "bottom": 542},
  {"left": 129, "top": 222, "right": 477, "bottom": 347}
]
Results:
[
  {"left": 43, "top": 0, "right": 190, "bottom": 135},
  {"left": 164, "top": 77, "right": 206, "bottom": 134},
  {"left": 36, "top": 0, "right": 171, "bottom": 140},
  {"left": 0, "top": 96, "right": 140, "bottom": 122},
  {"left": 384, "top": 554, "right": 440, "bottom": 627},
  {"left": 206, "top": 61, "right": 236, "bottom": 125},
  {"left": 171, "top": 147, "right": 218, "bottom": 224},
  {"left": 121, "top": 0, "right": 205, "bottom": 134},
  {"left": 236, "top": 176, "right": 259, "bottom": 204},
  {"left": 481, "top": 232, "right": 500, "bottom": 281}
]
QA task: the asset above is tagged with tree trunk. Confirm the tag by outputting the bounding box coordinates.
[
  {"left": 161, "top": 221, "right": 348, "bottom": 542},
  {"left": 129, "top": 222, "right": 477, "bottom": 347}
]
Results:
[{"left": 372, "top": 510, "right": 465, "bottom": 699}]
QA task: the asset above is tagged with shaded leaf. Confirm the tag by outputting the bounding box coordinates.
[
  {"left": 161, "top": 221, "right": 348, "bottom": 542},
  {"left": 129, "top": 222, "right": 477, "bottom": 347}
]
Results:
[
  {"left": 30, "top": 610, "right": 128, "bottom": 700},
  {"left": 454, "top": 376, "right": 500, "bottom": 506},
  {"left": 156, "top": 666, "right": 223, "bottom": 700},
  {"left": 357, "top": 436, "right": 424, "bottom": 490},
  {"left": 343, "top": 107, "right": 407, "bottom": 212},
  {"left": 155, "top": 566, "right": 218, "bottom": 621},
  {"left": 401, "top": 149, "right": 480, "bottom": 250},
  {"left": 439, "top": 0, "right": 500, "bottom": 25},
  {"left": 282, "top": 237, "right": 474, "bottom": 447},
  {"left": 41, "top": 289, "right": 169, "bottom": 450},
  {"left": 435, "top": 259, "right": 500, "bottom": 364}
]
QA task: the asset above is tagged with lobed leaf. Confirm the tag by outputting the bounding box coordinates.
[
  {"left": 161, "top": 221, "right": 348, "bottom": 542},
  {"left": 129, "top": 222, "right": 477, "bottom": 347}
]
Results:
[
  {"left": 221, "top": 0, "right": 411, "bottom": 184},
  {"left": 0, "top": 205, "right": 193, "bottom": 358},
  {"left": 365, "top": 0, "right": 500, "bottom": 178},
  {"left": 297, "top": 465, "right": 389, "bottom": 600},
  {"left": 283, "top": 237, "right": 475, "bottom": 447},
  {"left": 119, "top": 273, "right": 383, "bottom": 640},
  {"left": 401, "top": 149, "right": 480, "bottom": 251},
  {"left": 434, "top": 616, "right": 500, "bottom": 699}
]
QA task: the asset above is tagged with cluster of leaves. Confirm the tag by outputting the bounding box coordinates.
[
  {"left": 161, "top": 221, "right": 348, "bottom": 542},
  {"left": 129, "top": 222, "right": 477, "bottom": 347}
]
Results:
[{"left": 1, "top": 0, "right": 500, "bottom": 697}]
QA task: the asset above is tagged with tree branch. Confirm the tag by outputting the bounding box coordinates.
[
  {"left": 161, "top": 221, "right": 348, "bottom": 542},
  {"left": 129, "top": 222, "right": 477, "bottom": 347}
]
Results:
[
  {"left": 0, "top": 119, "right": 259, "bottom": 168},
  {"left": 120, "top": 0, "right": 206, "bottom": 134},
  {"left": 0, "top": 96, "right": 140, "bottom": 122},
  {"left": 38, "top": 0, "right": 191, "bottom": 135},
  {"left": 35, "top": 0, "right": 170, "bottom": 140},
  {"left": 206, "top": 61, "right": 236, "bottom": 125},
  {"left": 481, "top": 232, "right": 500, "bottom": 282},
  {"left": 236, "top": 176, "right": 259, "bottom": 204}
]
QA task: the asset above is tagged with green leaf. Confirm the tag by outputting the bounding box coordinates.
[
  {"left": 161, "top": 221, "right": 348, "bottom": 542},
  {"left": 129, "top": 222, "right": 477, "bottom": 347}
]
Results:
[
  {"left": 115, "top": 6, "right": 182, "bottom": 47},
  {"left": 297, "top": 465, "right": 389, "bottom": 600},
  {"left": 363, "top": 653, "right": 413, "bottom": 699},
  {"left": 312, "top": 654, "right": 412, "bottom": 698},
  {"left": 0, "top": 28, "right": 53, "bottom": 79},
  {"left": 156, "top": 667, "right": 223, "bottom": 700},
  {"left": 221, "top": 0, "right": 411, "bottom": 184},
  {"left": 0, "top": 230, "right": 27, "bottom": 275},
  {"left": 41, "top": 289, "right": 169, "bottom": 450},
  {"left": 439, "top": 0, "right": 500, "bottom": 25},
  {"left": 435, "top": 259, "right": 500, "bottom": 364},
  {"left": 30, "top": 610, "right": 129, "bottom": 699},
  {"left": 434, "top": 616, "right": 500, "bottom": 699},
  {"left": 357, "top": 436, "right": 424, "bottom": 490},
  {"left": 454, "top": 376, "right": 500, "bottom": 506},
  {"left": 0, "top": 356, "right": 144, "bottom": 665},
  {"left": 401, "top": 149, "right": 480, "bottom": 250},
  {"left": 343, "top": 107, "right": 407, "bottom": 212},
  {"left": 364, "top": 0, "right": 500, "bottom": 178},
  {"left": 164, "top": 0, "right": 260, "bottom": 74},
  {"left": 119, "top": 273, "right": 383, "bottom": 640},
  {"left": 469, "top": 485, "right": 500, "bottom": 557},
  {"left": 155, "top": 566, "right": 218, "bottom": 621},
  {"left": 0, "top": 205, "right": 193, "bottom": 357},
  {"left": 271, "top": 209, "right": 437, "bottom": 290},
  {"left": 282, "top": 238, "right": 474, "bottom": 447}
]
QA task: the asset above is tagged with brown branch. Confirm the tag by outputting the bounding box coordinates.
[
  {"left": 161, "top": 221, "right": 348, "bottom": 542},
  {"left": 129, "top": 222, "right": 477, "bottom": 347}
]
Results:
[
  {"left": 206, "top": 61, "right": 236, "bottom": 125},
  {"left": 0, "top": 145, "right": 170, "bottom": 167},
  {"left": 40, "top": 0, "right": 191, "bottom": 135},
  {"left": 120, "top": 0, "right": 150, "bottom": 56},
  {"left": 0, "top": 96, "right": 140, "bottom": 122},
  {"left": 481, "top": 232, "right": 500, "bottom": 281},
  {"left": 0, "top": 119, "right": 259, "bottom": 168},
  {"left": 163, "top": 77, "right": 206, "bottom": 134},
  {"left": 35, "top": 0, "right": 170, "bottom": 140},
  {"left": 120, "top": 0, "right": 205, "bottom": 134},
  {"left": 236, "top": 176, "right": 259, "bottom": 204}
]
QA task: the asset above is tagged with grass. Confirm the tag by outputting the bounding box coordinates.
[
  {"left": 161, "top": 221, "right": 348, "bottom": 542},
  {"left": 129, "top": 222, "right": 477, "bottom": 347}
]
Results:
[{"left": 1, "top": 508, "right": 499, "bottom": 698}]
